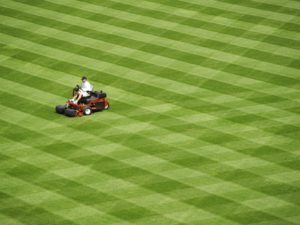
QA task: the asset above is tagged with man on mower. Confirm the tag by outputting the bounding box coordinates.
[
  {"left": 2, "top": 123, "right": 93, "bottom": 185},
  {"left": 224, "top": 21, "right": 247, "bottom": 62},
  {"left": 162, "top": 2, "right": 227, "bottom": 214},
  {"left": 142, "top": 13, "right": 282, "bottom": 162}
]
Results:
[{"left": 71, "top": 76, "right": 93, "bottom": 104}]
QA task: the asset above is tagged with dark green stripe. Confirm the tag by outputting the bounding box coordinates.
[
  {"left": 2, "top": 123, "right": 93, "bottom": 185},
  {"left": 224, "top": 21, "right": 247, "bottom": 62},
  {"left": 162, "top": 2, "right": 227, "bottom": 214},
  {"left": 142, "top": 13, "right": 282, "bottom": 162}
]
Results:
[
  {"left": 1, "top": 121, "right": 295, "bottom": 225},
  {"left": 84, "top": 0, "right": 300, "bottom": 49},
  {"left": 215, "top": 0, "right": 300, "bottom": 16},
  {"left": 1, "top": 150, "right": 163, "bottom": 222},
  {"left": 7, "top": 0, "right": 300, "bottom": 67},
  {"left": 1, "top": 1, "right": 299, "bottom": 224},
  {"left": 1, "top": 6, "right": 299, "bottom": 90},
  {"left": 0, "top": 191, "right": 79, "bottom": 225},
  {"left": 2, "top": 85, "right": 297, "bottom": 183},
  {"left": 144, "top": 0, "right": 300, "bottom": 32},
  {"left": 1, "top": 23, "right": 299, "bottom": 109},
  {"left": 0, "top": 49, "right": 298, "bottom": 133},
  {"left": 0, "top": 90, "right": 299, "bottom": 206}
]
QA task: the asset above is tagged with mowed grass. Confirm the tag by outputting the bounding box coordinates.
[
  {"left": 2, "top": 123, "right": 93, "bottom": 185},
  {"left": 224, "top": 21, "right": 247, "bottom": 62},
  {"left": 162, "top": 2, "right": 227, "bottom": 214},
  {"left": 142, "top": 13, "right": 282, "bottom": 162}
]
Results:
[{"left": 0, "top": 0, "right": 300, "bottom": 224}]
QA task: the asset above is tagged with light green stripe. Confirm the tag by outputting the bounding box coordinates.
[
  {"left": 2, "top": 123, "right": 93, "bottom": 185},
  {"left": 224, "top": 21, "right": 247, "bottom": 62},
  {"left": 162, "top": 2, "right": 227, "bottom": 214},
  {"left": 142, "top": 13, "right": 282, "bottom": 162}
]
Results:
[
  {"left": 0, "top": 76, "right": 297, "bottom": 177},
  {"left": 2, "top": 1, "right": 300, "bottom": 98},
  {"left": 3, "top": 46, "right": 297, "bottom": 134},
  {"left": 0, "top": 107, "right": 221, "bottom": 223},
  {"left": 1, "top": 94, "right": 298, "bottom": 224},
  {"left": 1, "top": 105, "right": 297, "bottom": 223},
  {"left": 2, "top": 14, "right": 299, "bottom": 101},
  {"left": 0, "top": 112, "right": 179, "bottom": 223},
  {"left": 47, "top": 0, "right": 300, "bottom": 57},
  {"left": 1, "top": 1, "right": 299, "bottom": 223},
  {"left": 179, "top": 0, "right": 300, "bottom": 23},
  {"left": 109, "top": 0, "right": 300, "bottom": 41},
  {"left": 250, "top": 0, "right": 300, "bottom": 10},
  {"left": 0, "top": 57, "right": 297, "bottom": 161},
  {"left": 0, "top": 33, "right": 200, "bottom": 96},
  {"left": 1, "top": 16, "right": 300, "bottom": 113},
  {"left": 2, "top": 0, "right": 299, "bottom": 93},
  {"left": 2, "top": 0, "right": 300, "bottom": 62},
  {"left": 0, "top": 55, "right": 297, "bottom": 146},
  {"left": 0, "top": 176, "right": 104, "bottom": 224},
  {"left": 0, "top": 159, "right": 133, "bottom": 225},
  {"left": 0, "top": 54, "right": 183, "bottom": 112},
  {"left": 0, "top": 214, "right": 26, "bottom": 225}
]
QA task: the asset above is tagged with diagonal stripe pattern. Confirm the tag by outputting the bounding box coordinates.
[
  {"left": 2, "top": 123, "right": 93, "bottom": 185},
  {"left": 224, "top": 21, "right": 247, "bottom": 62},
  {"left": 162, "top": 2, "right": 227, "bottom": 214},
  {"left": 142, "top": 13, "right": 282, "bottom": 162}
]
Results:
[{"left": 0, "top": 0, "right": 300, "bottom": 225}]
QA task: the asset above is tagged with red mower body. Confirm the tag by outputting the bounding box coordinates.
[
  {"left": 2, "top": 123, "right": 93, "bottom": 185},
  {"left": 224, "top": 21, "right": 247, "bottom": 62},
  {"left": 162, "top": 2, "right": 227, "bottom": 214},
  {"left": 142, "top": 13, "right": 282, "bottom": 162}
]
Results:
[{"left": 56, "top": 91, "right": 109, "bottom": 117}]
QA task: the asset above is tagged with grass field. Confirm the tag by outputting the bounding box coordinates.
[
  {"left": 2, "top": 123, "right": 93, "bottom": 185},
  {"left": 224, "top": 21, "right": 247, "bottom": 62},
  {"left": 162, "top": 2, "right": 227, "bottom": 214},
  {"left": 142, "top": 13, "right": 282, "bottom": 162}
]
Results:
[{"left": 0, "top": 0, "right": 300, "bottom": 224}]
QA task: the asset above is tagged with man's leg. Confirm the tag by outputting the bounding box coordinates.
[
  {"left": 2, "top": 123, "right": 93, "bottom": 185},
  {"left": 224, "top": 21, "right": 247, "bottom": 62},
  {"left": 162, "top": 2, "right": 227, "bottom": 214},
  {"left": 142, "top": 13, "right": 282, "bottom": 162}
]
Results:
[
  {"left": 70, "top": 92, "right": 78, "bottom": 102},
  {"left": 74, "top": 91, "right": 83, "bottom": 103}
]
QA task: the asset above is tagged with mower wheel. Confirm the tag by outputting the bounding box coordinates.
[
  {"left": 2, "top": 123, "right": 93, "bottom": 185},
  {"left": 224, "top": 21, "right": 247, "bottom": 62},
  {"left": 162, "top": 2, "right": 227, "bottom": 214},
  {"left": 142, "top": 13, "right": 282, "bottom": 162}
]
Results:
[
  {"left": 65, "top": 108, "right": 77, "bottom": 117},
  {"left": 56, "top": 105, "right": 66, "bottom": 114},
  {"left": 83, "top": 106, "right": 92, "bottom": 115}
]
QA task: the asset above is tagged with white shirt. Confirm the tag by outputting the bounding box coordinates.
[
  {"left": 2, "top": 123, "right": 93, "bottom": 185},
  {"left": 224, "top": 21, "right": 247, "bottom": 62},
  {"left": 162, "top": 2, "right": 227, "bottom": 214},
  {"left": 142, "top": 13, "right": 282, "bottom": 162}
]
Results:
[{"left": 81, "top": 81, "right": 93, "bottom": 92}]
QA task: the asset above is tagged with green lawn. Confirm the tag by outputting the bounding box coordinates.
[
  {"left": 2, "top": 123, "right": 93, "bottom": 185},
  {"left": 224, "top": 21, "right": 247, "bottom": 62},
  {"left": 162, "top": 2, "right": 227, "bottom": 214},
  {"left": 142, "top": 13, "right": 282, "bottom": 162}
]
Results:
[{"left": 0, "top": 0, "right": 300, "bottom": 224}]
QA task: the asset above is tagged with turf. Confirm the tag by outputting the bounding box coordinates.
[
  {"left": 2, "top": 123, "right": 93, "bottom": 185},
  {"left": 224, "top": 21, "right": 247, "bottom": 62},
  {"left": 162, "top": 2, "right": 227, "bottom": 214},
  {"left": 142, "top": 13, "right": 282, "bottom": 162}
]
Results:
[{"left": 0, "top": 0, "right": 300, "bottom": 224}]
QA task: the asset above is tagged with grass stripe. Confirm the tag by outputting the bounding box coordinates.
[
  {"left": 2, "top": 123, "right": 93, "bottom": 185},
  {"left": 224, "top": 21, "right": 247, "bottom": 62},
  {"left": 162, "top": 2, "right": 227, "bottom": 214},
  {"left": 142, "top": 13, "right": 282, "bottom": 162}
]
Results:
[
  {"left": 0, "top": 176, "right": 108, "bottom": 224},
  {"left": 1, "top": 14, "right": 299, "bottom": 105},
  {"left": 2, "top": 52, "right": 298, "bottom": 137},
  {"left": 0, "top": 108, "right": 298, "bottom": 224},
  {"left": 0, "top": 74, "right": 294, "bottom": 191},
  {"left": 1, "top": 52, "right": 299, "bottom": 153},
  {"left": 47, "top": 0, "right": 300, "bottom": 70},
  {"left": 251, "top": 0, "right": 300, "bottom": 10},
  {"left": 1, "top": 77, "right": 298, "bottom": 211},
  {"left": 1, "top": 21, "right": 299, "bottom": 115},
  {"left": 89, "top": 0, "right": 300, "bottom": 47},
  {"left": 0, "top": 8, "right": 298, "bottom": 96},
  {"left": 1, "top": 149, "right": 212, "bottom": 223},
  {"left": 166, "top": 0, "right": 300, "bottom": 25},
  {"left": 113, "top": 0, "right": 300, "bottom": 42},
  {"left": 0, "top": 71, "right": 294, "bottom": 170},
  {"left": 1, "top": 157, "right": 160, "bottom": 224},
  {"left": 19, "top": 0, "right": 300, "bottom": 64},
  {"left": 1, "top": 37, "right": 298, "bottom": 135},
  {"left": 148, "top": 0, "right": 299, "bottom": 32},
  {"left": 2, "top": 109, "right": 300, "bottom": 223},
  {"left": 1, "top": 0, "right": 298, "bottom": 87},
  {"left": 1, "top": 3, "right": 298, "bottom": 95},
  {"left": 0, "top": 47, "right": 298, "bottom": 156},
  {"left": 0, "top": 192, "right": 80, "bottom": 225},
  {"left": 1, "top": 41, "right": 298, "bottom": 149},
  {"left": 142, "top": 0, "right": 300, "bottom": 33},
  {"left": 0, "top": 111, "right": 238, "bottom": 224},
  {"left": 5, "top": 0, "right": 300, "bottom": 74},
  {"left": 215, "top": 0, "right": 300, "bottom": 16},
  {"left": 1, "top": 124, "right": 189, "bottom": 224},
  {"left": 1, "top": 2, "right": 299, "bottom": 224}
]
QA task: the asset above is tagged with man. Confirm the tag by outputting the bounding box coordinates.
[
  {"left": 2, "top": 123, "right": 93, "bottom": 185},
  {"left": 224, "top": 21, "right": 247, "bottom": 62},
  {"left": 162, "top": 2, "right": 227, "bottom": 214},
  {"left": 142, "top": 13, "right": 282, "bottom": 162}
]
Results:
[{"left": 71, "top": 76, "right": 93, "bottom": 104}]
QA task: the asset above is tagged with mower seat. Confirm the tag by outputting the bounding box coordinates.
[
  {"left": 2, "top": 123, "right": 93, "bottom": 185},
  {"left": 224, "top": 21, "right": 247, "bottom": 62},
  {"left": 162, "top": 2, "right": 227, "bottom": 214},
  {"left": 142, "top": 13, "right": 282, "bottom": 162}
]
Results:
[{"left": 90, "top": 91, "right": 107, "bottom": 98}]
